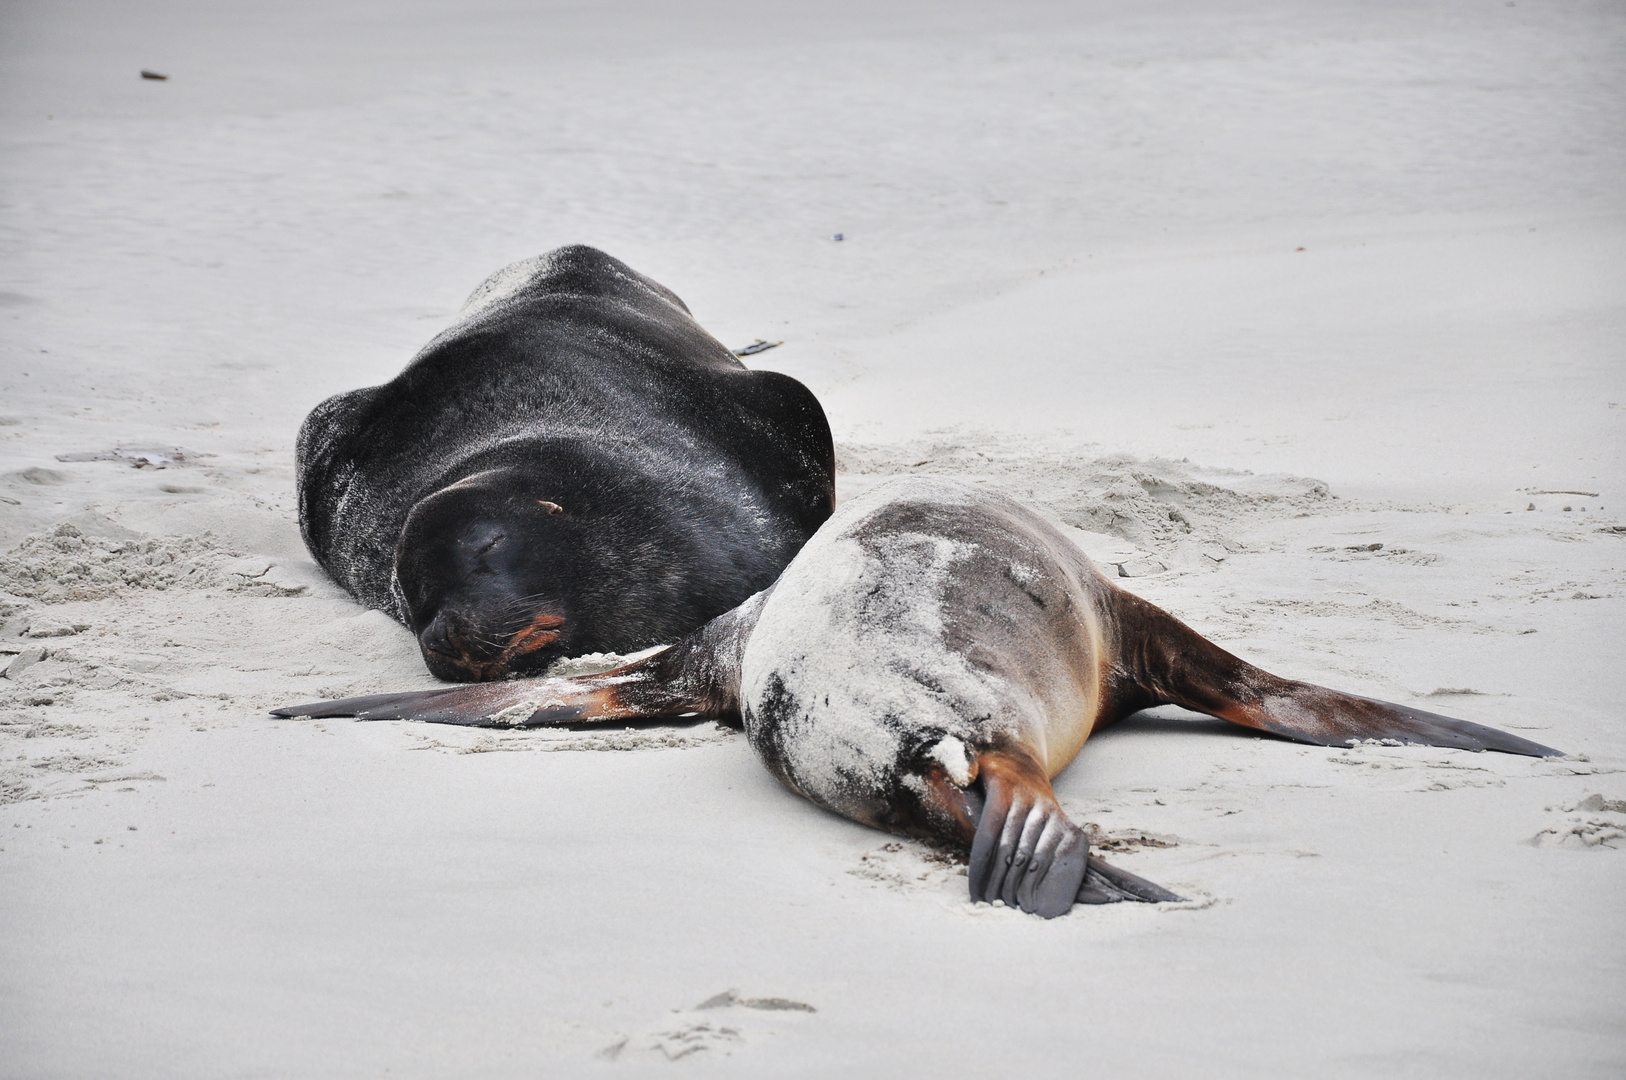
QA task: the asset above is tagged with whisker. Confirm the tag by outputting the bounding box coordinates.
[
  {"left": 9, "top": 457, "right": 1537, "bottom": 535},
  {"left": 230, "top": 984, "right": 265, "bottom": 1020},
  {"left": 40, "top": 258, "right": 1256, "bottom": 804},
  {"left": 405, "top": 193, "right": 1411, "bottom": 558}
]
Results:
[
  {"left": 498, "top": 591, "right": 554, "bottom": 609},
  {"left": 452, "top": 630, "right": 509, "bottom": 652}
]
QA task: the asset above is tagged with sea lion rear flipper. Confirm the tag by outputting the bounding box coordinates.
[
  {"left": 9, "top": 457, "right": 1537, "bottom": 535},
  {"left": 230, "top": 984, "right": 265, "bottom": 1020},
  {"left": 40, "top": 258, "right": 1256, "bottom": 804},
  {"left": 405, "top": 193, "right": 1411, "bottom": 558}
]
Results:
[
  {"left": 269, "top": 587, "right": 770, "bottom": 727},
  {"left": 961, "top": 750, "right": 1182, "bottom": 917},
  {"left": 1078, "top": 856, "right": 1185, "bottom": 904},
  {"left": 1112, "top": 590, "right": 1562, "bottom": 757}
]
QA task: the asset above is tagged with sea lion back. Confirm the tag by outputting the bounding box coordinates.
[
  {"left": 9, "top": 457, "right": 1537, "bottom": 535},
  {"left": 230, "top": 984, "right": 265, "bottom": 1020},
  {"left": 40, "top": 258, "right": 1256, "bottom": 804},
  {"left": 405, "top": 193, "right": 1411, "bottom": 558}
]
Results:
[
  {"left": 738, "top": 477, "right": 1107, "bottom": 828},
  {"left": 294, "top": 245, "right": 834, "bottom": 678}
]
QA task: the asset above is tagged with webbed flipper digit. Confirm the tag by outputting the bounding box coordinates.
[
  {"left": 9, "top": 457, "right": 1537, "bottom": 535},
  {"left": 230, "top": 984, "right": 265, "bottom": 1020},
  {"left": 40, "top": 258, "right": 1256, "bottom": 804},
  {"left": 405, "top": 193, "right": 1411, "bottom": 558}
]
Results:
[
  {"left": 965, "top": 753, "right": 1088, "bottom": 918},
  {"left": 963, "top": 749, "right": 1180, "bottom": 916},
  {"left": 1077, "top": 856, "right": 1185, "bottom": 904}
]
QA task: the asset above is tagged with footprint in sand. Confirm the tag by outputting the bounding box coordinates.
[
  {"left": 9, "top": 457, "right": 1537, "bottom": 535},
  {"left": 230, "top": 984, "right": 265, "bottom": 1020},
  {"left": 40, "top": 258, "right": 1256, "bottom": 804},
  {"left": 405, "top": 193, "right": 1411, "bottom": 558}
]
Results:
[
  {"left": 597, "top": 990, "right": 816, "bottom": 1062},
  {"left": 1530, "top": 793, "right": 1626, "bottom": 849},
  {"left": 847, "top": 839, "right": 966, "bottom": 893}
]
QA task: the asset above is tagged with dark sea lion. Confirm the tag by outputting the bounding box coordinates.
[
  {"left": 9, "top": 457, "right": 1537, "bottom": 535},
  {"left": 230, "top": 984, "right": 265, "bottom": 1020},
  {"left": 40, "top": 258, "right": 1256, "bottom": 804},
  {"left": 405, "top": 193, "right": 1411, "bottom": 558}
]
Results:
[
  {"left": 295, "top": 245, "right": 834, "bottom": 681},
  {"left": 275, "top": 477, "right": 1560, "bottom": 917}
]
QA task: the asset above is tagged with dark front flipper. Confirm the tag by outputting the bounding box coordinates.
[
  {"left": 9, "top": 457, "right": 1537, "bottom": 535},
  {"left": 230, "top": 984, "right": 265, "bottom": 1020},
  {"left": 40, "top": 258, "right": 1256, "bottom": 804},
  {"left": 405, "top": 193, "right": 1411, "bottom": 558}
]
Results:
[
  {"left": 964, "top": 750, "right": 1182, "bottom": 917},
  {"left": 269, "top": 676, "right": 643, "bottom": 727},
  {"left": 270, "top": 587, "right": 769, "bottom": 727},
  {"left": 1111, "top": 589, "right": 1563, "bottom": 757}
]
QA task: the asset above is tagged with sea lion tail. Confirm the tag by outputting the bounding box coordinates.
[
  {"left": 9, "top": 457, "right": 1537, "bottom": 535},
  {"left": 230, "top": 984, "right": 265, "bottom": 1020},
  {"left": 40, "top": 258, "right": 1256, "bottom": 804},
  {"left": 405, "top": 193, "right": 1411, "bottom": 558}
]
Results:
[
  {"left": 1112, "top": 590, "right": 1562, "bottom": 757},
  {"left": 268, "top": 586, "right": 770, "bottom": 727}
]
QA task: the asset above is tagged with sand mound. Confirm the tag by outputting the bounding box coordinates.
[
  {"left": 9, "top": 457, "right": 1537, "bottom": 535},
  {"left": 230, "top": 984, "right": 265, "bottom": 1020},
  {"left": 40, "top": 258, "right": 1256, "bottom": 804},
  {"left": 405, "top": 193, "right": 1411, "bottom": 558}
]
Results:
[
  {"left": 1530, "top": 793, "right": 1626, "bottom": 849},
  {"left": 836, "top": 436, "right": 1333, "bottom": 554},
  {"left": 0, "top": 523, "right": 235, "bottom": 603}
]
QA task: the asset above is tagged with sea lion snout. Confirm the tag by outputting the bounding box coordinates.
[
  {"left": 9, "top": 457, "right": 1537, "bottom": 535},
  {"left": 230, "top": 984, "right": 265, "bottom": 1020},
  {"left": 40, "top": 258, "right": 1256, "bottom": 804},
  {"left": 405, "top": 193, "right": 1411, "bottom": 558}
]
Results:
[
  {"left": 417, "top": 606, "right": 569, "bottom": 682},
  {"left": 395, "top": 484, "right": 583, "bottom": 681},
  {"left": 417, "top": 609, "right": 491, "bottom": 681},
  {"left": 419, "top": 612, "right": 462, "bottom": 660}
]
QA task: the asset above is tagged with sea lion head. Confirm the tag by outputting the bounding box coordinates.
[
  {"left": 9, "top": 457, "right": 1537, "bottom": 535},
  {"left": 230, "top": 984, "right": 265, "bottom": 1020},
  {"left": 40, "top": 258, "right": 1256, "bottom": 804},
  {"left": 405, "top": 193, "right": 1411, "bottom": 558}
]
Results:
[{"left": 394, "top": 469, "right": 578, "bottom": 682}]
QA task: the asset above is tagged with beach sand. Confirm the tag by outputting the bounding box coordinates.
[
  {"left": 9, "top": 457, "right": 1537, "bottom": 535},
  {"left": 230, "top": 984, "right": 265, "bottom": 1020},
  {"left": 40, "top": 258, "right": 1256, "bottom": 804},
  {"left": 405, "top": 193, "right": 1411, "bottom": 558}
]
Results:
[{"left": 1, "top": 1, "right": 1622, "bottom": 1075}]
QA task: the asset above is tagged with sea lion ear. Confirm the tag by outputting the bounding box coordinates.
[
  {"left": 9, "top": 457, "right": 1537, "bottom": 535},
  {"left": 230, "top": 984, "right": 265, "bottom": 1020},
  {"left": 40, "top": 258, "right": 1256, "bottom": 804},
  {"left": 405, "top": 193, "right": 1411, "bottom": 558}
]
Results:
[{"left": 536, "top": 500, "right": 564, "bottom": 515}]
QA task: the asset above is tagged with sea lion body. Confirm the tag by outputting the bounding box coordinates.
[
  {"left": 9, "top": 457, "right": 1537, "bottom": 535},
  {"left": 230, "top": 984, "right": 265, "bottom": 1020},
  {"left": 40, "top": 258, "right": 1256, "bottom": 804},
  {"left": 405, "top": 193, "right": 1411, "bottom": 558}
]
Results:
[
  {"left": 295, "top": 246, "right": 834, "bottom": 681},
  {"left": 738, "top": 481, "right": 1111, "bottom": 833},
  {"left": 277, "top": 476, "right": 1559, "bottom": 917}
]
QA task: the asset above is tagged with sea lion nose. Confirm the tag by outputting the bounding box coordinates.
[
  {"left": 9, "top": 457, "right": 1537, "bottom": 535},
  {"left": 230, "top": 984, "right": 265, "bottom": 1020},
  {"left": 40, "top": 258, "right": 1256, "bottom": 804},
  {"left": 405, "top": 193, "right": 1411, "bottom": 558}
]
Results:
[{"left": 420, "top": 614, "right": 460, "bottom": 658}]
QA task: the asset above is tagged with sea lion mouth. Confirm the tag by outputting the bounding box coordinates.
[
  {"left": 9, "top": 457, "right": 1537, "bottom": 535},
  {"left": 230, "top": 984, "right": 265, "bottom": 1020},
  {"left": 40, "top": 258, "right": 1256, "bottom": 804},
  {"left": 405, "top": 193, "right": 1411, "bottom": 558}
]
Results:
[{"left": 421, "top": 610, "right": 569, "bottom": 682}]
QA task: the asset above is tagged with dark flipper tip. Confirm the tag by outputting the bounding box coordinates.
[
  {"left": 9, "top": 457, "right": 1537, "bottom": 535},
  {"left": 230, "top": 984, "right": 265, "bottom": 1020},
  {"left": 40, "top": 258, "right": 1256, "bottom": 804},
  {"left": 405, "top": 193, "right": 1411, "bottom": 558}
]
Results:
[
  {"left": 268, "top": 688, "right": 500, "bottom": 725},
  {"left": 1341, "top": 697, "right": 1563, "bottom": 758},
  {"left": 270, "top": 698, "right": 369, "bottom": 719},
  {"left": 1243, "top": 690, "right": 1565, "bottom": 759},
  {"left": 1076, "top": 855, "right": 1184, "bottom": 905},
  {"left": 268, "top": 684, "right": 603, "bottom": 727}
]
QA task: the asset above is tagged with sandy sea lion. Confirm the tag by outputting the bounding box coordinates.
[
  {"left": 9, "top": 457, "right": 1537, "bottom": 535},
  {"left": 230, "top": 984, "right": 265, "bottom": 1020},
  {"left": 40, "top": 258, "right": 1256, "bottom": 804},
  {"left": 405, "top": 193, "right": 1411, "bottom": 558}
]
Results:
[
  {"left": 295, "top": 245, "right": 834, "bottom": 681},
  {"left": 275, "top": 476, "right": 1560, "bottom": 917}
]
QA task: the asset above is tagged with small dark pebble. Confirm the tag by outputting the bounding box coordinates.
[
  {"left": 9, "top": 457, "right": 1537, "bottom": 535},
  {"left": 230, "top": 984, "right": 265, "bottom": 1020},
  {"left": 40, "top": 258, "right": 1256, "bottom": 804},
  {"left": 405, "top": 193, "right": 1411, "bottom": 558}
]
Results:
[{"left": 140, "top": 70, "right": 168, "bottom": 80}]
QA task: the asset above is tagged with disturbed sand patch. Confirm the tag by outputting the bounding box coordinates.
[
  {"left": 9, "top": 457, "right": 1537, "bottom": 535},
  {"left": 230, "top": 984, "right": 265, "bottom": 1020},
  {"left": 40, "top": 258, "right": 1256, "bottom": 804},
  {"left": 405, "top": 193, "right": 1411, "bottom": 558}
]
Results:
[
  {"left": 1531, "top": 793, "right": 1626, "bottom": 849},
  {"left": 837, "top": 435, "right": 1333, "bottom": 567},
  {"left": 598, "top": 988, "right": 818, "bottom": 1063},
  {"left": 394, "top": 720, "right": 740, "bottom": 755},
  {"left": 0, "top": 523, "right": 237, "bottom": 603}
]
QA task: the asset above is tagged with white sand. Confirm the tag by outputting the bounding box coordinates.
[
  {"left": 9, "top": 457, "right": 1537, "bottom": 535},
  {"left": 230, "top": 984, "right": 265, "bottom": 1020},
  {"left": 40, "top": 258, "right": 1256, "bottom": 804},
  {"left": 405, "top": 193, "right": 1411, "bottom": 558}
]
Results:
[{"left": 2, "top": 1, "right": 1623, "bottom": 1075}]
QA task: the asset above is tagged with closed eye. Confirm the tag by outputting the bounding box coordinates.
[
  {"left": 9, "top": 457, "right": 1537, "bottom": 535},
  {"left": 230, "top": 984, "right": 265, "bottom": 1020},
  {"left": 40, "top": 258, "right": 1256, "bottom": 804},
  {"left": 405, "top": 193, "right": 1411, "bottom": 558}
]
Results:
[{"left": 476, "top": 534, "right": 506, "bottom": 556}]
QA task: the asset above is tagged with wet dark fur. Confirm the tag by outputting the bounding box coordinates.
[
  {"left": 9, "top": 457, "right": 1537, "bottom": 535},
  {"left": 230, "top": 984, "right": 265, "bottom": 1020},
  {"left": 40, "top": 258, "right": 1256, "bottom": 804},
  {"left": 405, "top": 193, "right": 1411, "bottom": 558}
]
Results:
[{"left": 295, "top": 246, "right": 834, "bottom": 681}]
